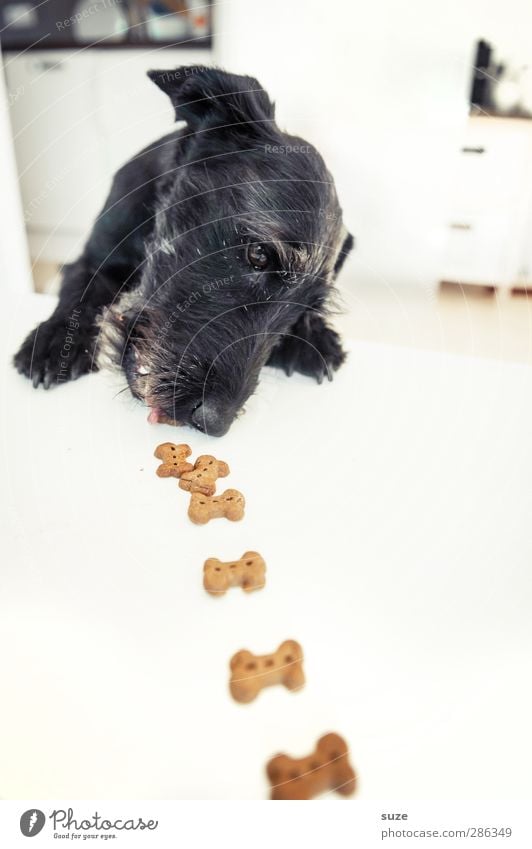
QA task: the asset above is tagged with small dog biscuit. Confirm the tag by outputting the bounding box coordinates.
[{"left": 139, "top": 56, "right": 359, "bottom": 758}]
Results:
[
  {"left": 203, "top": 551, "right": 266, "bottom": 595},
  {"left": 266, "top": 732, "right": 357, "bottom": 800},
  {"left": 154, "top": 443, "right": 193, "bottom": 478},
  {"left": 188, "top": 489, "right": 245, "bottom": 524},
  {"left": 179, "top": 454, "right": 230, "bottom": 496},
  {"left": 229, "top": 639, "right": 304, "bottom": 703}
]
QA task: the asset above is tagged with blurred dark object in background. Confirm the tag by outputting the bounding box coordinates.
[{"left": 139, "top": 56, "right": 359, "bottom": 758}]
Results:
[
  {"left": 470, "top": 39, "right": 493, "bottom": 111},
  {"left": 0, "top": 0, "right": 212, "bottom": 49},
  {"left": 469, "top": 37, "right": 532, "bottom": 118}
]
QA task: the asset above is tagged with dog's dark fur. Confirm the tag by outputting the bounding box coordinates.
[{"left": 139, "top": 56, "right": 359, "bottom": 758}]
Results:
[{"left": 14, "top": 66, "right": 353, "bottom": 436}]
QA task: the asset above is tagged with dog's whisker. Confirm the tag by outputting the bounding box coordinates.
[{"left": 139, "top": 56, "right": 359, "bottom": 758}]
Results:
[{"left": 112, "top": 385, "right": 132, "bottom": 400}]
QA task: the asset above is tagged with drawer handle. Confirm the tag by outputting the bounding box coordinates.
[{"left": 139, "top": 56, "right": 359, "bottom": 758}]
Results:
[
  {"left": 32, "top": 59, "right": 64, "bottom": 72},
  {"left": 449, "top": 223, "right": 472, "bottom": 230},
  {"left": 461, "top": 146, "right": 485, "bottom": 154}
]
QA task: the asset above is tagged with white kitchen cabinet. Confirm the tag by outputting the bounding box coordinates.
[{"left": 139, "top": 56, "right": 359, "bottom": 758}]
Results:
[
  {"left": 441, "top": 116, "right": 532, "bottom": 290},
  {"left": 4, "top": 48, "right": 212, "bottom": 263},
  {"left": 5, "top": 51, "right": 104, "bottom": 260},
  {"left": 0, "top": 46, "right": 32, "bottom": 292},
  {"left": 90, "top": 49, "right": 210, "bottom": 174}
]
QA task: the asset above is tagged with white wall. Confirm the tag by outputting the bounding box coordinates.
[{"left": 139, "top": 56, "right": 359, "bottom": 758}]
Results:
[
  {"left": 4, "top": 0, "right": 532, "bottom": 290},
  {"left": 214, "top": 0, "right": 532, "bottom": 290},
  {"left": 0, "top": 48, "right": 32, "bottom": 292},
  {"left": 4, "top": 47, "right": 211, "bottom": 265}
]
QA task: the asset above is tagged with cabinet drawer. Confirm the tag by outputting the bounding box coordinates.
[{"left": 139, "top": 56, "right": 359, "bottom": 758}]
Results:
[
  {"left": 5, "top": 51, "right": 107, "bottom": 235},
  {"left": 449, "top": 120, "right": 531, "bottom": 215},
  {"left": 441, "top": 214, "right": 512, "bottom": 285}
]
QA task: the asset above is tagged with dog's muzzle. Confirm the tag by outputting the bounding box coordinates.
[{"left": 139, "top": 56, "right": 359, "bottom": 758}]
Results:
[{"left": 190, "top": 399, "right": 234, "bottom": 437}]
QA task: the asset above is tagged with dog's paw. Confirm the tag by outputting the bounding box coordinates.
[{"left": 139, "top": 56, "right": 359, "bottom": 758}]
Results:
[
  {"left": 268, "top": 320, "right": 346, "bottom": 383},
  {"left": 13, "top": 316, "right": 95, "bottom": 389}
]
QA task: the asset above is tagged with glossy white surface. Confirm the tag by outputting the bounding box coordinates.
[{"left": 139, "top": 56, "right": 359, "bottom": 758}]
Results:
[{"left": 1, "top": 295, "right": 531, "bottom": 799}]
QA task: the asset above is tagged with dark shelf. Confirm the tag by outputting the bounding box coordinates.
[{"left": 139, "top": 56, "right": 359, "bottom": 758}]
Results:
[
  {"left": 0, "top": 0, "right": 213, "bottom": 53},
  {"left": 1, "top": 36, "right": 212, "bottom": 51}
]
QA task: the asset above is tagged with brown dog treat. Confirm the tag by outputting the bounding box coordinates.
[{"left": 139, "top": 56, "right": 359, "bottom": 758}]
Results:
[
  {"left": 229, "top": 639, "right": 304, "bottom": 703},
  {"left": 154, "top": 443, "right": 193, "bottom": 478},
  {"left": 266, "top": 733, "right": 357, "bottom": 800},
  {"left": 203, "top": 551, "right": 266, "bottom": 595},
  {"left": 179, "top": 454, "right": 230, "bottom": 496},
  {"left": 188, "top": 489, "right": 245, "bottom": 524}
]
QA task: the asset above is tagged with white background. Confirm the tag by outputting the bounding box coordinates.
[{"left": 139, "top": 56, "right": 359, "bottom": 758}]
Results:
[
  {"left": 216, "top": 0, "right": 532, "bottom": 289},
  {"left": 6, "top": 0, "right": 532, "bottom": 287}
]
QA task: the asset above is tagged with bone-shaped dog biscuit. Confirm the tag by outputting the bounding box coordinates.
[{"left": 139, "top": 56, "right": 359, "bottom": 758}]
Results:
[
  {"left": 229, "top": 639, "right": 304, "bottom": 703},
  {"left": 188, "top": 489, "right": 245, "bottom": 524},
  {"left": 154, "top": 443, "right": 193, "bottom": 478},
  {"left": 203, "top": 551, "right": 266, "bottom": 595},
  {"left": 179, "top": 454, "right": 230, "bottom": 496},
  {"left": 266, "top": 732, "right": 356, "bottom": 800}
]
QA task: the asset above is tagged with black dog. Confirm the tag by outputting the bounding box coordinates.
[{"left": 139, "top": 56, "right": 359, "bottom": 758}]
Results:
[{"left": 14, "top": 66, "right": 353, "bottom": 436}]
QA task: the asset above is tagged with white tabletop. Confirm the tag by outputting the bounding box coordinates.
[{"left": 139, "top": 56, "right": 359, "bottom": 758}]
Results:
[{"left": 1, "top": 294, "right": 532, "bottom": 800}]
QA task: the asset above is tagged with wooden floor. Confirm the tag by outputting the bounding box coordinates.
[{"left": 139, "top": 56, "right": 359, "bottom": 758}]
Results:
[{"left": 337, "top": 277, "right": 532, "bottom": 365}]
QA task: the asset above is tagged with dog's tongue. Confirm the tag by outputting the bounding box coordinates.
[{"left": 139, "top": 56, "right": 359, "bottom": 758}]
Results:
[{"left": 147, "top": 407, "right": 176, "bottom": 426}]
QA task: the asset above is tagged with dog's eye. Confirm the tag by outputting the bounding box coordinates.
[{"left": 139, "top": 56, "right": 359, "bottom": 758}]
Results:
[{"left": 247, "top": 243, "right": 270, "bottom": 271}]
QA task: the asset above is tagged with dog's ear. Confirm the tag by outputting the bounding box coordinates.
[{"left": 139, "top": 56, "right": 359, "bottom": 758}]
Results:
[
  {"left": 333, "top": 232, "right": 354, "bottom": 278},
  {"left": 147, "top": 66, "right": 275, "bottom": 131}
]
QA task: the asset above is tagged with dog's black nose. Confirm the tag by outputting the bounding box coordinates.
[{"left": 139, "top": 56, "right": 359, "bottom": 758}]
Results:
[{"left": 191, "top": 401, "right": 232, "bottom": 437}]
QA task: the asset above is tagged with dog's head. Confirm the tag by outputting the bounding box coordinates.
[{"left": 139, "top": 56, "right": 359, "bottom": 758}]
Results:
[{"left": 101, "top": 67, "right": 352, "bottom": 436}]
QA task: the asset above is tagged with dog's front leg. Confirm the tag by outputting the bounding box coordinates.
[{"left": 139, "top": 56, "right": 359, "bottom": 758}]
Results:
[
  {"left": 13, "top": 258, "right": 118, "bottom": 389},
  {"left": 267, "top": 312, "right": 346, "bottom": 383}
]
